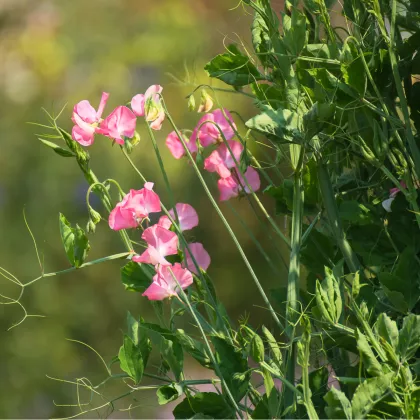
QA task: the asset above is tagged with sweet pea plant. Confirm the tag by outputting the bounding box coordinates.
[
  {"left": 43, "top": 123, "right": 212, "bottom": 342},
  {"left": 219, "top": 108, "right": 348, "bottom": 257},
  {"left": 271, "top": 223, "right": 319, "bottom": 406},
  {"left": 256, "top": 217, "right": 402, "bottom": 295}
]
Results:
[{"left": 3, "top": 0, "right": 420, "bottom": 418}]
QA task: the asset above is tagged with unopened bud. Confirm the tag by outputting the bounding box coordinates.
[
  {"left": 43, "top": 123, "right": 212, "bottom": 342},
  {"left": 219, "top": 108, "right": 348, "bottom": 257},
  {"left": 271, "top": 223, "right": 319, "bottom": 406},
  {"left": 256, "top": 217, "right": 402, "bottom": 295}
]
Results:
[
  {"left": 197, "top": 89, "right": 214, "bottom": 113},
  {"left": 86, "top": 219, "right": 96, "bottom": 234},
  {"left": 187, "top": 95, "right": 196, "bottom": 112},
  {"left": 89, "top": 207, "right": 102, "bottom": 225}
]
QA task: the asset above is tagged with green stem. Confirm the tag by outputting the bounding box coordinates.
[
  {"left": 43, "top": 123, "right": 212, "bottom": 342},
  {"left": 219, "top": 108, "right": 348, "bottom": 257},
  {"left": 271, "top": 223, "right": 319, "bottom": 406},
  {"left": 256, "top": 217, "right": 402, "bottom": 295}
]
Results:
[{"left": 317, "top": 163, "right": 360, "bottom": 273}]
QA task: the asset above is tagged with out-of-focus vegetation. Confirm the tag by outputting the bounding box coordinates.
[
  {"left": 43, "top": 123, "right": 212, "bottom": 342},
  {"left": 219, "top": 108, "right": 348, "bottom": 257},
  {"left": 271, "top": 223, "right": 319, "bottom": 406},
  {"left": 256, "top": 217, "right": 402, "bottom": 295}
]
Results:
[{"left": 0, "top": 1, "right": 288, "bottom": 417}]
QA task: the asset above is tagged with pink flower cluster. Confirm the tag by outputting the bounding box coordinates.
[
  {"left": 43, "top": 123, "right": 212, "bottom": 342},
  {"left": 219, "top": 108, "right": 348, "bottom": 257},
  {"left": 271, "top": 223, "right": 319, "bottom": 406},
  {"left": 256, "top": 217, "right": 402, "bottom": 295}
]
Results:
[
  {"left": 71, "top": 86, "right": 165, "bottom": 147},
  {"left": 165, "top": 108, "right": 260, "bottom": 201},
  {"left": 108, "top": 183, "right": 210, "bottom": 300}
]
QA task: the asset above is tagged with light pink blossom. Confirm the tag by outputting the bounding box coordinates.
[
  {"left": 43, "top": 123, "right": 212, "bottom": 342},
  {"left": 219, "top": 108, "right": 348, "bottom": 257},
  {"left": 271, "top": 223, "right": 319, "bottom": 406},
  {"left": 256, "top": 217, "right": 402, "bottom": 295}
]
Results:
[
  {"left": 142, "top": 263, "right": 193, "bottom": 301},
  {"left": 71, "top": 92, "right": 109, "bottom": 146},
  {"left": 218, "top": 167, "right": 261, "bottom": 202},
  {"left": 132, "top": 225, "right": 178, "bottom": 266},
  {"left": 191, "top": 108, "right": 236, "bottom": 147},
  {"left": 204, "top": 140, "right": 244, "bottom": 178},
  {"left": 183, "top": 242, "right": 211, "bottom": 274},
  {"left": 382, "top": 181, "right": 407, "bottom": 212},
  {"left": 158, "top": 203, "right": 199, "bottom": 232},
  {"left": 97, "top": 106, "right": 137, "bottom": 145},
  {"left": 131, "top": 85, "right": 165, "bottom": 130},
  {"left": 165, "top": 131, "right": 198, "bottom": 159},
  {"left": 108, "top": 183, "right": 161, "bottom": 230}
]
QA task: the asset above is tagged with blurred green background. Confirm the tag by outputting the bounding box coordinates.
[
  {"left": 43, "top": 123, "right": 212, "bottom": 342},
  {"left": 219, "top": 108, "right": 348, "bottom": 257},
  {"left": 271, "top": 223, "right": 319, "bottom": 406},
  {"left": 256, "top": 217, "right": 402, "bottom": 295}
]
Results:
[{"left": 0, "top": 0, "right": 288, "bottom": 417}]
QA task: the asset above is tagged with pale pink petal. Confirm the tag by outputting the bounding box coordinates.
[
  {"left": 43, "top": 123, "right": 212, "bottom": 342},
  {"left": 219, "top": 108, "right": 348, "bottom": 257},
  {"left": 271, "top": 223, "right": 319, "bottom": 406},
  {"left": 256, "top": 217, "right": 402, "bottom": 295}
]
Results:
[
  {"left": 108, "top": 205, "right": 137, "bottom": 230},
  {"left": 191, "top": 113, "right": 218, "bottom": 148},
  {"left": 158, "top": 215, "right": 172, "bottom": 230},
  {"left": 141, "top": 225, "right": 178, "bottom": 263},
  {"left": 144, "top": 84, "right": 163, "bottom": 100},
  {"left": 96, "top": 92, "right": 110, "bottom": 119},
  {"left": 73, "top": 100, "right": 97, "bottom": 124},
  {"left": 204, "top": 149, "right": 231, "bottom": 178},
  {"left": 218, "top": 176, "right": 239, "bottom": 201},
  {"left": 134, "top": 247, "right": 171, "bottom": 266},
  {"left": 218, "top": 140, "right": 243, "bottom": 170},
  {"left": 240, "top": 166, "right": 261, "bottom": 194},
  {"left": 98, "top": 106, "right": 137, "bottom": 144},
  {"left": 142, "top": 281, "right": 173, "bottom": 300},
  {"left": 212, "top": 108, "right": 236, "bottom": 141},
  {"left": 166, "top": 131, "right": 186, "bottom": 159},
  {"left": 183, "top": 243, "right": 211, "bottom": 274},
  {"left": 117, "top": 106, "right": 137, "bottom": 138},
  {"left": 72, "top": 125, "right": 95, "bottom": 146},
  {"left": 169, "top": 203, "right": 199, "bottom": 231},
  {"left": 131, "top": 94, "right": 146, "bottom": 117},
  {"left": 150, "top": 110, "right": 165, "bottom": 130}
]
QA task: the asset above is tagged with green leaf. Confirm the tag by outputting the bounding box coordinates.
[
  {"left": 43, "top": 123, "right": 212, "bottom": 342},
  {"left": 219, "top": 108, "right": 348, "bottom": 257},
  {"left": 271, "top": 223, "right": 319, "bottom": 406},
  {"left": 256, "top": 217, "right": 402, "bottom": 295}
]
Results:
[
  {"left": 58, "top": 213, "right": 90, "bottom": 267},
  {"left": 173, "top": 392, "right": 235, "bottom": 419},
  {"left": 250, "top": 334, "right": 265, "bottom": 363},
  {"left": 251, "top": 83, "right": 284, "bottom": 109},
  {"left": 261, "top": 326, "right": 282, "bottom": 368},
  {"left": 39, "top": 138, "right": 75, "bottom": 157},
  {"left": 126, "top": 313, "right": 152, "bottom": 368},
  {"left": 204, "top": 46, "right": 263, "bottom": 86},
  {"left": 141, "top": 323, "right": 184, "bottom": 381},
  {"left": 282, "top": 8, "right": 307, "bottom": 57},
  {"left": 356, "top": 329, "right": 383, "bottom": 377},
  {"left": 340, "top": 46, "right": 366, "bottom": 96},
  {"left": 314, "top": 267, "right": 342, "bottom": 324},
  {"left": 252, "top": 12, "right": 273, "bottom": 68},
  {"left": 303, "top": 102, "right": 336, "bottom": 140},
  {"left": 398, "top": 314, "right": 420, "bottom": 362},
  {"left": 175, "top": 329, "right": 212, "bottom": 369},
  {"left": 324, "top": 387, "right": 352, "bottom": 419},
  {"left": 245, "top": 107, "right": 302, "bottom": 141},
  {"left": 211, "top": 336, "right": 249, "bottom": 402},
  {"left": 351, "top": 373, "right": 393, "bottom": 419},
  {"left": 375, "top": 313, "right": 399, "bottom": 350},
  {"left": 118, "top": 335, "right": 144, "bottom": 384},
  {"left": 157, "top": 383, "right": 183, "bottom": 405},
  {"left": 339, "top": 200, "right": 373, "bottom": 225},
  {"left": 121, "top": 261, "right": 154, "bottom": 292},
  {"left": 307, "top": 68, "right": 357, "bottom": 97}
]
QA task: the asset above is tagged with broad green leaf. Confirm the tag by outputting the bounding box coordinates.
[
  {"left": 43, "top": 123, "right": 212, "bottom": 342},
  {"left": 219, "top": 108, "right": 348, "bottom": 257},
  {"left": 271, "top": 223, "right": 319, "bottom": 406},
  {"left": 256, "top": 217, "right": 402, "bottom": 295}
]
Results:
[
  {"left": 118, "top": 335, "right": 144, "bottom": 384},
  {"left": 398, "top": 314, "right": 420, "bottom": 362},
  {"left": 141, "top": 323, "right": 184, "bottom": 381},
  {"left": 252, "top": 12, "right": 273, "bottom": 68},
  {"left": 121, "top": 261, "right": 154, "bottom": 292},
  {"left": 173, "top": 392, "right": 234, "bottom": 419},
  {"left": 282, "top": 9, "right": 307, "bottom": 57},
  {"left": 156, "top": 383, "right": 183, "bottom": 405},
  {"left": 379, "top": 285, "right": 409, "bottom": 313},
  {"left": 351, "top": 373, "right": 393, "bottom": 419},
  {"left": 262, "top": 326, "right": 282, "bottom": 368},
  {"left": 324, "top": 387, "right": 352, "bottom": 419},
  {"left": 250, "top": 333, "right": 265, "bottom": 363},
  {"left": 127, "top": 311, "right": 139, "bottom": 345},
  {"left": 245, "top": 107, "right": 302, "bottom": 141},
  {"left": 307, "top": 68, "right": 357, "bottom": 97},
  {"left": 251, "top": 83, "right": 284, "bottom": 109},
  {"left": 375, "top": 313, "right": 399, "bottom": 350},
  {"left": 175, "top": 329, "right": 212, "bottom": 369},
  {"left": 204, "top": 46, "right": 263, "bottom": 86},
  {"left": 308, "top": 367, "right": 329, "bottom": 416},
  {"left": 303, "top": 102, "right": 336, "bottom": 140},
  {"left": 59, "top": 213, "right": 90, "bottom": 267},
  {"left": 340, "top": 43, "right": 366, "bottom": 95},
  {"left": 356, "top": 329, "right": 383, "bottom": 377},
  {"left": 126, "top": 313, "right": 152, "bottom": 368},
  {"left": 211, "top": 336, "right": 249, "bottom": 402}
]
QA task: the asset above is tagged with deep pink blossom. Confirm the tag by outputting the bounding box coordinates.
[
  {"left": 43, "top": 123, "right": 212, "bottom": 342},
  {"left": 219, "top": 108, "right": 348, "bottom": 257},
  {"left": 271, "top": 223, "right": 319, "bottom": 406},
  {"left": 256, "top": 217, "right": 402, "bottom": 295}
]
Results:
[
  {"left": 158, "top": 203, "right": 199, "bottom": 232},
  {"left": 131, "top": 85, "right": 165, "bottom": 130},
  {"left": 165, "top": 131, "right": 198, "bottom": 159},
  {"left": 204, "top": 140, "right": 244, "bottom": 178},
  {"left": 97, "top": 106, "right": 137, "bottom": 145},
  {"left": 218, "top": 167, "right": 261, "bottom": 201},
  {"left": 71, "top": 92, "right": 109, "bottom": 146},
  {"left": 183, "top": 242, "right": 211, "bottom": 274},
  {"left": 132, "top": 224, "right": 178, "bottom": 266},
  {"left": 191, "top": 108, "right": 236, "bottom": 147},
  {"left": 142, "top": 263, "right": 193, "bottom": 301},
  {"left": 108, "top": 182, "right": 161, "bottom": 230}
]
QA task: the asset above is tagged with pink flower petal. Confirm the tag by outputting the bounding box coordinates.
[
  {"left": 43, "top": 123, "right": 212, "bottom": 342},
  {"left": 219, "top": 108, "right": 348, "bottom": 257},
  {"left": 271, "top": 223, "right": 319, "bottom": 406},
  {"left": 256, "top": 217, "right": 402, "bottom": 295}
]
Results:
[
  {"left": 239, "top": 166, "right": 261, "bottom": 194},
  {"left": 183, "top": 243, "right": 211, "bottom": 274},
  {"left": 131, "top": 94, "right": 146, "bottom": 117},
  {"left": 218, "top": 176, "right": 239, "bottom": 201},
  {"left": 98, "top": 106, "right": 137, "bottom": 144},
  {"left": 73, "top": 100, "right": 97, "bottom": 124},
  {"left": 149, "top": 110, "right": 165, "bottom": 130},
  {"left": 72, "top": 125, "right": 95, "bottom": 146},
  {"left": 142, "top": 225, "right": 178, "bottom": 256},
  {"left": 158, "top": 215, "right": 172, "bottom": 230},
  {"left": 169, "top": 203, "right": 199, "bottom": 231},
  {"left": 96, "top": 92, "right": 110, "bottom": 120},
  {"left": 108, "top": 205, "right": 138, "bottom": 230}
]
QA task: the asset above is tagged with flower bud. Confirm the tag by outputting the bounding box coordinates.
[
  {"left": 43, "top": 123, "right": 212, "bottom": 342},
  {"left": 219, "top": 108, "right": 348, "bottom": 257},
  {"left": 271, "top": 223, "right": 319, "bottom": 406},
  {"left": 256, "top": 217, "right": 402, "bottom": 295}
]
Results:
[
  {"left": 89, "top": 207, "right": 102, "bottom": 225},
  {"left": 86, "top": 219, "right": 96, "bottom": 234},
  {"left": 197, "top": 89, "right": 214, "bottom": 113},
  {"left": 187, "top": 94, "right": 196, "bottom": 112}
]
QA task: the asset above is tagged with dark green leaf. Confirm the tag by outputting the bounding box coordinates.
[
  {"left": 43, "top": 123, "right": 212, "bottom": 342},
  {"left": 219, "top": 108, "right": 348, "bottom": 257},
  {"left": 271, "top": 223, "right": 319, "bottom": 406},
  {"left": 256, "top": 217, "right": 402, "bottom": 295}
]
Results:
[
  {"left": 303, "top": 102, "right": 336, "bottom": 140},
  {"left": 175, "top": 329, "right": 212, "bottom": 369},
  {"left": 356, "top": 329, "right": 383, "bottom": 377},
  {"left": 121, "top": 261, "right": 154, "bottom": 292},
  {"left": 118, "top": 335, "right": 144, "bottom": 384},
  {"left": 351, "top": 373, "right": 393, "bottom": 419},
  {"left": 398, "top": 314, "right": 420, "bottom": 362},
  {"left": 339, "top": 200, "right": 373, "bottom": 225},
  {"left": 250, "top": 334, "right": 265, "bottom": 363},
  {"left": 205, "top": 47, "right": 263, "bottom": 86},
  {"left": 324, "top": 387, "right": 352, "bottom": 419},
  {"left": 173, "top": 392, "right": 235, "bottom": 419},
  {"left": 375, "top": 313, "right": 399, "bottom": 350},
  {"left": 282, "top": 9, "right": 307, "bottom": 57},
  {"left": 252, "top": 12, "right": 273, "bottom": 68},
  {"left": 157, "top": 383, "right": 183, "bottom": 405}
]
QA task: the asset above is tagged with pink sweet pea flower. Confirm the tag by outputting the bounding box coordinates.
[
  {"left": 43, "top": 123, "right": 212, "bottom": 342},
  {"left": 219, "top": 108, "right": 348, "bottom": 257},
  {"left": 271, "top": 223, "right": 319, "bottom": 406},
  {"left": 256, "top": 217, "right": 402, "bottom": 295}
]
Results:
[
  {"left": 132, "top": 224, "right": 178, "bottom": 266},
  {"left": 382, "top": 181, "right": 407, "bottom": 213},
  {"left": 183, "top": 242, "right": 211, "bottom": 274},
  {"left": 97, "top": 106, "right": 137, "bottom": 145},
  {"left": 142, "top": 263, "right": 193, "bottom": 301},
  {"left": 109, "top": 182, "right": 161, "bottom": 230},
  {"left": 204, "top": 140, "right": 244, "bottom": 178},
  {"left": 218, "top": 167, "right": 261, "bottom": 202},
  {"left": 158, "top": 203, "right": 199, "bottom": 232},
  {"left": 165, "top": 131, "right": 198, "bottom": 159},
  {"left": 131, "top": 85, "right": 165, "bottom": 130},
  {"left": 191, "top": 108, "right": 237, "bottom": 147},
  {"left": 71, "top": 92, "right": 109, "bottom": 146}
]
